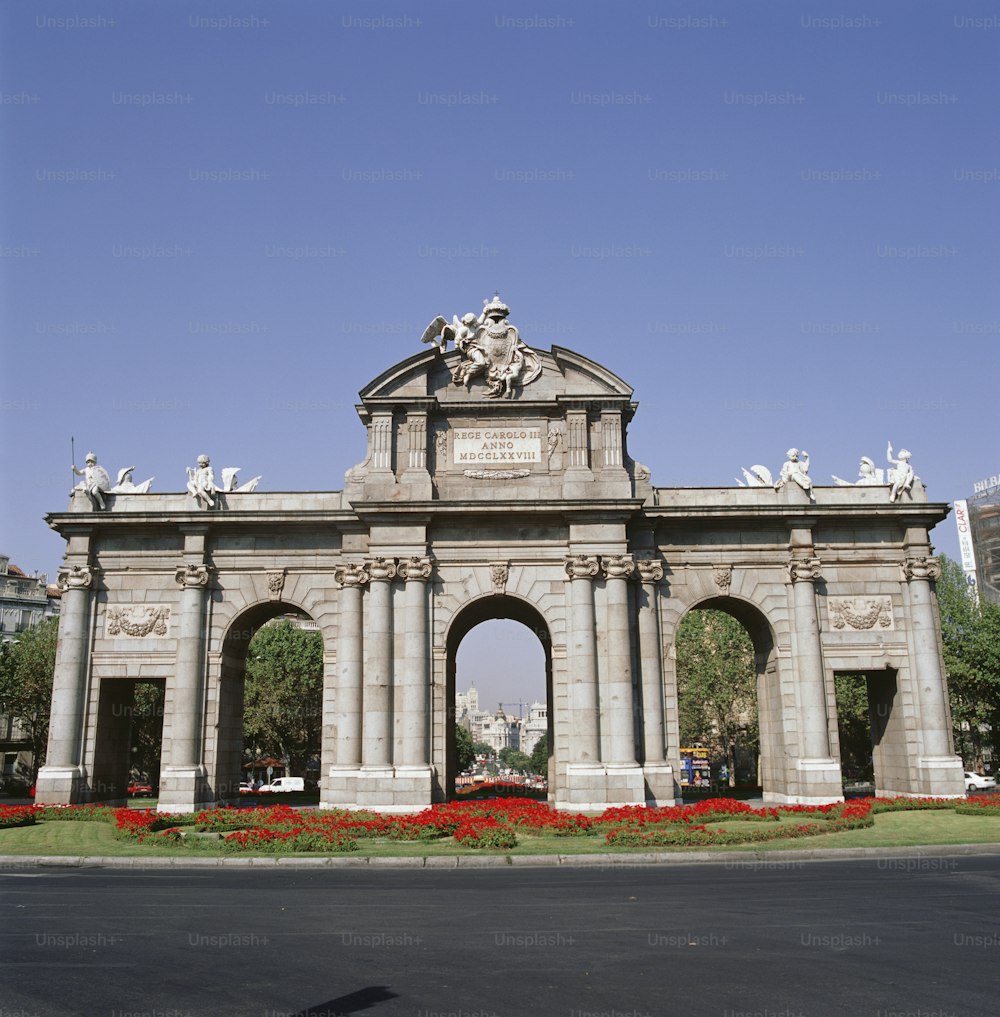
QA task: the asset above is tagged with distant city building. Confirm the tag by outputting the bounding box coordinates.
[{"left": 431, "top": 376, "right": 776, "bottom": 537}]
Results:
[
  {"left": 455, "top": 684, "right": 480, "bottom": 722},
  {"left": 0, "top": 554, "right": 60, "bottom": 642},
  {"left": 519, "top": 701, "right": 548, "bottom": 759},
  {"left": 955, "top": 478, "right": 1000, "bottom": 605}
]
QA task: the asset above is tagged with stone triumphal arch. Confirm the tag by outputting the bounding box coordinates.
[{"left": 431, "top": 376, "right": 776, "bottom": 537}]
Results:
[{"left": 37, "top": 296, "right": 966, "bottom": 811}]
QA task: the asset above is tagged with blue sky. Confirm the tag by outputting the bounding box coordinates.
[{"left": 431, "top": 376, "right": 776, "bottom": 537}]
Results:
[{"left": 2, "top": 1, "right": 997, "bottom": 709}]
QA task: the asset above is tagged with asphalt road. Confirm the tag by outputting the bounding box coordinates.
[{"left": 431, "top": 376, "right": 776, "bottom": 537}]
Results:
[{"left": 1, "top": 856, "right": 997, "bottom": 1017}]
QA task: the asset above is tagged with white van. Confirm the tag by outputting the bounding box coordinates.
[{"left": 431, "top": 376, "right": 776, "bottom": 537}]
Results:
[{"left": 261, "top": 777, "right": 305, "bottom": 792}]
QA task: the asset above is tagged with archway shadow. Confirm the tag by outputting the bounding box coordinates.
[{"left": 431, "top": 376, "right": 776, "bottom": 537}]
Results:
[{"left": 295, "top": 985, "right": 398, "bottom": 1016}]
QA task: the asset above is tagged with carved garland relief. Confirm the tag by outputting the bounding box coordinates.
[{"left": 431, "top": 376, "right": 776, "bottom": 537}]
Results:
[
  {"left": 828, "top": 597, "right": 894, "bottom": 631},
  {"left": 106, "top": 605, "right": 171, "bottom": 638}
]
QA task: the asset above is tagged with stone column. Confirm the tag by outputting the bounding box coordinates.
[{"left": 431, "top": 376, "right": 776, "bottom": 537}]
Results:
[
  {"left": 786, "top": 556, "right": 841, "bottom": 803},
  {"left": 158, "top": 563, "right": 210, "bottom": 811},
  {"left": 564, "top": 555, "right": 601, "bottom": 764},
  {"left": 333, "top": 562, "right": 369, "bottom": 767},
  {"left": 636, "top": 559, "right": 665, "bottom": 763},
  {"left": 363, "top": 556, "right": 397, "bottom": 768},
  {"left": 787, "top": 558, "right": 832, "bottom": 759},
  {"left": 35, "top": 565, "right": 96, "bottom": 804},
  {"left": 901, "top": 556, "right": 964, "bottom": 793},
  {"left": 399, "top": 556, "right": 432, "bottom": 767},
  {"left": 603, "top": 554, "right": 637, "bottom": 766}
]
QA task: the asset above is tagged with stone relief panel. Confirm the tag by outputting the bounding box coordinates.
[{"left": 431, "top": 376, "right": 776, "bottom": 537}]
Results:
[
  {"left": 106, "top": 605, "right": 171, "bottom": 638},
  {"left": 828, "top": 596, "right": 894, "bottom": 631}
]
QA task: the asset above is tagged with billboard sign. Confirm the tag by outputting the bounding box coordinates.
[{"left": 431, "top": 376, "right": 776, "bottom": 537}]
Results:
[{"left": 954, "top": 499, "right": 978, "bottom": 575}]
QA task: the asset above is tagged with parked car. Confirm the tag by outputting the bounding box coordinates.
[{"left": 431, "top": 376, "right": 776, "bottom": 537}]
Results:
[
  {"left": 259, "top": 777, "right": 305, "bottom": 793},
  {"left": 127, "top": 781, "right": 155, "bottom": 797},
  {"left": 965, "top": 771, "right": 997, "bottom": 792},
  {"left": 238, "top": 782, "right": 257, "bottom": 794}
]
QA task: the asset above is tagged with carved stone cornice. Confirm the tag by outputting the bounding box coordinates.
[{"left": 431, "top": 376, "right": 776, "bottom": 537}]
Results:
[
  {"left": 175, "top": 564, "right": 210, "bottom": 589},
  {"left": 602, "top": 554, "right": 635, "bottom": 581},
  {"left": 334, "top": 561, "right": 370, "bottom": 588},
  {"left": 402, "top": 556, "right": 433, "bottom": 582},
  {"left": 712, "top": 565, "right": 733, "bottom": 594},
  {"left": 901, "top": 556, "right": 941, "bottom": 582},
  {"left": 489, "top": 561, "right": 509, "bottom": 596},
  {"left": 366, "top": 556, "right": 398, "bottom": 583},
  {"left": 636, "top": 559, "right": 664, "bottom": 584},
  {"left": 787, "top": 557, "right": 822, "bottom": 583},
  {"left": 58, "top": 564, "right": 96, "bottom": 591},
  {"left": 564, "top": 554, "right": 600, "bottom": 580},
  {"left": 266, "top": 569, "right": 286, "bottom": 600}
]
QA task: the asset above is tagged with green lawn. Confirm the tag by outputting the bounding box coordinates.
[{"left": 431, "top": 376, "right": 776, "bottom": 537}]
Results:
[{"left": 1, "top": 810, "right": 998, "bottom": 858}]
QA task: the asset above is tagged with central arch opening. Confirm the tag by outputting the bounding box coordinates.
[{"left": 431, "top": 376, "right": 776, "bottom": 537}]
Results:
[{"left": 445, "top": 596, "right": 553, "bottom": 800}]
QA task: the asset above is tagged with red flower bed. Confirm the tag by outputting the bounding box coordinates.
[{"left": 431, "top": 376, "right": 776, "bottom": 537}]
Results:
[
  {"left": 24, "top": 792, "right": 985, "bottom": 854},
  {"left": 112, "top": 807, "right": 165, "bottom": 842},
  {"left": 0, "top": 805, "right": 37, "bottom": 829}
]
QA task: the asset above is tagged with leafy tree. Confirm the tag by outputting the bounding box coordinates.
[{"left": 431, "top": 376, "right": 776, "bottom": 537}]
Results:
[
  {"left": 937, "top": 555, "right": 1000, "bottom": 771},
  {"left": 472, "top": 740, "right": 493, "bottom": 758},
  {"left": 529, "top": 733, "right": 548, "bottom": 775},
  {"left": 834, "top": 674, "right": 873, "bottom": 780},
  {"left": 499, "top": 747, "right": 531, "bottom": 772},
  {"left": 128, "top": 681, "right": 165, "bottom": 782},
  {"left": 0, "top": 617, "right": 58, "bottom": 784},
  {"left": 455, "top": 723, "right": 475, "bottom": 772},
  {"left": 244, "top": 620, "right": 323, "bottom": 776},
  {"left": 675, "top": 608, "right": 758, "bottom": 786}
]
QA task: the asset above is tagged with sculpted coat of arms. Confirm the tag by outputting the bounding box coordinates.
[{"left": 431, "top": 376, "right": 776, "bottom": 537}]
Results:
[{"left": 421, "top": 293, "right": 542, "bottom": 399}]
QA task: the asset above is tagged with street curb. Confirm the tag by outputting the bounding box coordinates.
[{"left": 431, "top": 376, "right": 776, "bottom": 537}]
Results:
[{"left": 3, "top": 841, "right": 1000, "bottom": 870}]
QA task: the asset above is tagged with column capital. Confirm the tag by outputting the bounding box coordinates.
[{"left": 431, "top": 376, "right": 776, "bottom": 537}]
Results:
[
  {"left": 402, "top": 555, "right": 432, "bottom": 582},
  {"left": 901, "top": 555, "right": 941, "bottom": 582},
  {"left": 636, "top": 559, "right": 664, "bottom": 584},
  {"left": 175, "top": 564, "right": 210, "bottom": 588},
  {"left": 334, "top": 561, "right": 370, "bottom": 588},
  {"left": 57, "top": 564, "right": 96, "bottom": 591},
  {"left": 602, "top": 554, "right": 635, "bottom": 580},
  {"left": 564, "top": 554, "right": 600, "bottom": 580},
  {"left": 787, "top": 557, "right": 822, "bottom": 583},
  {"left": 366, "top": 556, "right": 398, "bottom": 582}
]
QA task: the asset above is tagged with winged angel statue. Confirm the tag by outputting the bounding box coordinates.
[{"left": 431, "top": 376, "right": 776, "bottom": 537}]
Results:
[{"left": 420, "top": 293, "right": 541, "bottom": 399}]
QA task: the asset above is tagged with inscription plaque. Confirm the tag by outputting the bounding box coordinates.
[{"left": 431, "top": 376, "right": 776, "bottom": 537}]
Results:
[{"left": 453, "top": 427, "right": 542, "bottom": 465}]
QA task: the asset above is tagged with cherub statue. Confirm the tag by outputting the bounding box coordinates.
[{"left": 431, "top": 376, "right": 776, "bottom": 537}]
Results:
[
  {"left": 886, "top": 442, "right": 915, "bottom": 502},
  {"left": 186, "top": 454, "right": 219, "bottom": 508},
  {"left": 72, "top": 451, "right": 111, "bottom": 509},
  {"left": 774, "top": 448, "right": 812, "bottom": 495}
]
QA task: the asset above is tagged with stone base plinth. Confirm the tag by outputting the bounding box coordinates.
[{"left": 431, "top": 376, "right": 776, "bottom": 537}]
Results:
[
  {"left": 321, "top": 764, "right": 433, "bottom": 813},
  {"left": 156, "top": 765, "right": 213, "bottom": 814},
  {"left": 34, "top": 765, "right": 88, "bottom": 806},
  {"left": 761, "top": 758, "right": 844, "bottom": 805},
  {"left": 557, "top": 762, "right": 646, "bottom": 811},
  {"left": 642, "top": 762, "right": 680, "bottom": 806},
  {"left": 909, "top": 755, "right": 967, "bottom": 798}
]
